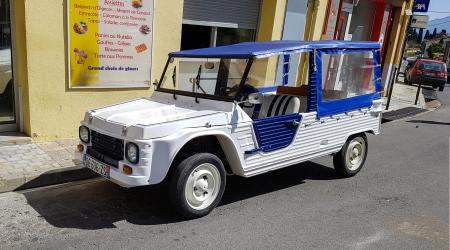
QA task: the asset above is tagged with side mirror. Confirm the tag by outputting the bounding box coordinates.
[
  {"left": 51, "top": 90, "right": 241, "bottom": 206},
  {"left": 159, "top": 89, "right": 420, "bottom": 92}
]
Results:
[{"left": 247, "top": 92, "right": 263, "bottom": 105}]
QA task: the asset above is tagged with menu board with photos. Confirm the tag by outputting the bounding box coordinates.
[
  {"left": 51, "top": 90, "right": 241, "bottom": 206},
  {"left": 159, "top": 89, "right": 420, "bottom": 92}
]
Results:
[{"left": 68, "top": 0, "right": 154, "bottom": 88}]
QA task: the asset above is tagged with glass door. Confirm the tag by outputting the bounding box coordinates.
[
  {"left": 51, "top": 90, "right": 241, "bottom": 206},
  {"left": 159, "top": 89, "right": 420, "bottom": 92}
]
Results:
[
  {"left": 0, "top": 0, "right": 17, "bottom": 131},
  {"left": 335, "top": 2, "right": 353, "bottom": 41}
]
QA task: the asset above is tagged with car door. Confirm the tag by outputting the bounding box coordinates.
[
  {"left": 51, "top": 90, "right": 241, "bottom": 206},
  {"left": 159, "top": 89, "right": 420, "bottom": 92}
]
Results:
[{"left": 246, "top": 94, "right": 303, "bottom": 154}]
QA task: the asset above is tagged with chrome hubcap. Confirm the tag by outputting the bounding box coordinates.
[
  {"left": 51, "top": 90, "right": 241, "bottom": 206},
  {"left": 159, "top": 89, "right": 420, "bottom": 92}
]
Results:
[
  {"left": 346, "top": 137, "right": 366, "bottom": 171},
  {"left": 185, "top": 163, "right": 221, "bottom": 210}
]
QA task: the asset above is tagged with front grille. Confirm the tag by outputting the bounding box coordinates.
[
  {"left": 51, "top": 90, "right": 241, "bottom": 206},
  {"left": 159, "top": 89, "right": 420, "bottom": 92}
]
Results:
[{"left": 89, "top": 130, "right": 124, "bottom": 167}]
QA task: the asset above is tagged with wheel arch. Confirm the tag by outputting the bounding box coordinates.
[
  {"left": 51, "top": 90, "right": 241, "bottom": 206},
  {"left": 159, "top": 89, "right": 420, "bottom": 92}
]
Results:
[
  {"left": 345, "top": 130, "right": 371, "bottom": 141},
  {"left": 162, "top": 131, "right": 244, "bottom": 183}
]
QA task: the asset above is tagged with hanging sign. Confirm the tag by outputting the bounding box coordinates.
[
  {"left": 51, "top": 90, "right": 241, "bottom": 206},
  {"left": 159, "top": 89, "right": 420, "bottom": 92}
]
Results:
[
  {"left": 410, "top": 15, "right": 429, "bottom": 29},
  {"left": 68, "top": 0, "right": 154, "bottom": 88},
  {"left": 413, "top": 0, "right": 430, "bottom": 13}
]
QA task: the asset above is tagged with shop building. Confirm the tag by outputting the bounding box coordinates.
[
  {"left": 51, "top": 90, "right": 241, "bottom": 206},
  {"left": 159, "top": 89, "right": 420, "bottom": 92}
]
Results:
[{"left": 1, "top": 0, "right": 412, "bottom": 140}]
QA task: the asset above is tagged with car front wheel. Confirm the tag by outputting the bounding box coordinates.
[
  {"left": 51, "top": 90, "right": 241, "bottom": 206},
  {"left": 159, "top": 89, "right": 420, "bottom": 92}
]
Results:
[
  {"left": 169, "top": 153, "right": 226, "bottom": 219},
  {"left": 333, "top": 134, "right": 368, "bottom": 177}
]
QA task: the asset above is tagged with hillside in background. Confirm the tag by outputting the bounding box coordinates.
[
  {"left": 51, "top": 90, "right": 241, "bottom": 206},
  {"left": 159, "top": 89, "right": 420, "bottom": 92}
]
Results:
[{"left": 427, "top": 16, "right": 450, "bottom": 34}]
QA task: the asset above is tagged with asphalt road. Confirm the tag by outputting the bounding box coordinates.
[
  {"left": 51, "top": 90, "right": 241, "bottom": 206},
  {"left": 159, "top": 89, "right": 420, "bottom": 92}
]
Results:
[{"left": 0, "top": 88, "right": 449, "bottom": 249}]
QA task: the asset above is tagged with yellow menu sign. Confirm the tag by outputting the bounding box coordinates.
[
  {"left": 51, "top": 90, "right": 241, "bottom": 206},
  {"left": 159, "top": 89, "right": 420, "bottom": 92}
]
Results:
[{"left": 68, "top": 0, "right": 154, "bottom": 88}]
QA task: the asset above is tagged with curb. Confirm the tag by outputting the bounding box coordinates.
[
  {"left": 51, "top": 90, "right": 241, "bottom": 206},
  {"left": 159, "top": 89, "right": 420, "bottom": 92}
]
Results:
[{"left": 0, "top": 164, "right": 97, "bottom": 193}]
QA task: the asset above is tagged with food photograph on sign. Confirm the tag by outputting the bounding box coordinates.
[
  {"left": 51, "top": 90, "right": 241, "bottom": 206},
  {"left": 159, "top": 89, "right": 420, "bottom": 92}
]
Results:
[{"left": 68, "top": 0, "right": 154, "bottom": 88}]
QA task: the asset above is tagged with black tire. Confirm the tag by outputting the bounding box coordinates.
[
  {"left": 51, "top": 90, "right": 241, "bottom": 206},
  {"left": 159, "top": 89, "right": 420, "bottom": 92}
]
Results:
[
  {"left": 333, "top": 134, "right": 368, "bottom": 178},
  {"left": 438, "top": 86, "right": 444, "bottom": 92},
  {"left": 169, "top": 153, "right": 226, "bottom": 219}
]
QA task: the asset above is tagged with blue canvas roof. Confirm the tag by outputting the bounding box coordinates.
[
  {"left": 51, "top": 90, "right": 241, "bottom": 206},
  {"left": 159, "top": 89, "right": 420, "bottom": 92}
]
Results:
[{"left": 169, "top": 40, "right": 381, "bottom": 59}]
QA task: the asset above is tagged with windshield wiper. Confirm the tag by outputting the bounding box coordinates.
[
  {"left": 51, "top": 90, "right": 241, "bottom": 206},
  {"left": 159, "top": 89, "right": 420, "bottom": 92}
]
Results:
[
  {"left": 172, "top": 66, "right": 177, "bottom": 100},
  {"left": 194, "top": 65, "right": 207, "bottom": 103}
]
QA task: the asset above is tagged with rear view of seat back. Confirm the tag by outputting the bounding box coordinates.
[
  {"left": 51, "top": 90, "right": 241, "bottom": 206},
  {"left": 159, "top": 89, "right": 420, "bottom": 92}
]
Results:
[{"left": 258, "top": 95, "right": 300, "bottom": 118}]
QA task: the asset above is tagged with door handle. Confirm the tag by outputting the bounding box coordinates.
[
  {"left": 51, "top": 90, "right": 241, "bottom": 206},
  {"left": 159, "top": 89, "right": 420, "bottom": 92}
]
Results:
[{"left": 285, "top": 120, "right": 300, "bottom": 127}]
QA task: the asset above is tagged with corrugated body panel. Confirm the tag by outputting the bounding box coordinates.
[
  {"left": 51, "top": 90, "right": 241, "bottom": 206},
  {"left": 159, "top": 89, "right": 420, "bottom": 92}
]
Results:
[
  {"left": 183, "top": 0, "right": 261, "bottom": 29},
  {"left": 230, "top": 124, "right": 256, "bottom": 153},
  {"left": 252, "top": 113, "right": 301, "bottom": 152},
  {"left": 243, "top": 109, "right": 381, "bottom": 176}
]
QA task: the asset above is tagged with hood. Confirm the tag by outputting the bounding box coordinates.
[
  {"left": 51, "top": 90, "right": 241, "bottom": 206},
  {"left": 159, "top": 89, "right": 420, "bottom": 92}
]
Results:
[
  {"left": 89, "top": 98, "right": 221, "bottom": 126},
  {"left": 84, "top": 92, "right": 235, "bottom": 139}
]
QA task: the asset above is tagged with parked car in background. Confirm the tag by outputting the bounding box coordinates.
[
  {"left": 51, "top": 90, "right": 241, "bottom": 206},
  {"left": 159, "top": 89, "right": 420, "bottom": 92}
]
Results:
[
  {"left": 399, "top": 57, "right": 416, "bottom": 79},
  {"left": 405, "top": 59, "right": 447, "bottom": 91},
  {"left": 405, "top": 57, "right": 417, "bottom": 70}
]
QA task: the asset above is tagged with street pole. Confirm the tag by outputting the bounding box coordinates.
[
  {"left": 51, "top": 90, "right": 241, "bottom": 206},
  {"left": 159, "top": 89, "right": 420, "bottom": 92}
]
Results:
[
  {"left": 386, "top": 66, "right": 398, "bottom": 110},
  {"left": 414, "top": 75, "right": 423, "bottom": 105}
]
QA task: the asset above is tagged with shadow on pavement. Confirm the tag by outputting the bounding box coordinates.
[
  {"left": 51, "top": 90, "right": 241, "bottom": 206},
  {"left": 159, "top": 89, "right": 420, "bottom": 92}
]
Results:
[
  {"left": 407, "top": 120, "right": 450, "bottom": 126},
  {"left": 21, "top": 161, "right": 338, "bottom": 230}
]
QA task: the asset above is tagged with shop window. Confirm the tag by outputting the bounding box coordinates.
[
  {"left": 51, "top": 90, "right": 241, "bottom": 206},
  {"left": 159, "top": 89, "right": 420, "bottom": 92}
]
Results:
[
  {"left": 0, "top": 0, "right": 12, "bottom": 49},
  {"left": 348, "top": 0, "right": 376, "bottom": 41},
  {"left": 181, "top": 24, "right": 255, "bottom": 50},
  {"left": 181, "top": 24, "right": 212, "bottom": 50},
  {"left": 321, "top": 52, "right": 376, "bottom": 101}
]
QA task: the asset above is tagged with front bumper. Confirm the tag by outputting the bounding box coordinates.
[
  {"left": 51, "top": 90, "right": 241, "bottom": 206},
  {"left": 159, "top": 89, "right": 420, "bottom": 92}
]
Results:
[
  {"left": 109, "top": 167, "right": 150, "bottom": 188},
  {"left": 77, "top": 142, "right": 152, "bottom": 188}
]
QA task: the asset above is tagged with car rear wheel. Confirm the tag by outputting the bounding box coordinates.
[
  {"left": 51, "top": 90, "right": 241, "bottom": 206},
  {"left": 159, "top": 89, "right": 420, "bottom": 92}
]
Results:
[
  {"left": 333, "top": 134, "right": 368, "bottom": 178},
  {"left": 169, "top": 153, "right": 226, "bottom": 219}
]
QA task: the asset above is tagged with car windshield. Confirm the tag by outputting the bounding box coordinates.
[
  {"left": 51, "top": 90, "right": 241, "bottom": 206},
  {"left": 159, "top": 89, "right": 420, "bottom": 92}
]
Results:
[
  {"left": 157, "top": 54, "right": 308, "bottom": 100},
  {"left": 158, "top": 58, "right": 248, "bottom": 99},
  {"left": 419, "top": 62, "right": 443, "bottom": 72}
]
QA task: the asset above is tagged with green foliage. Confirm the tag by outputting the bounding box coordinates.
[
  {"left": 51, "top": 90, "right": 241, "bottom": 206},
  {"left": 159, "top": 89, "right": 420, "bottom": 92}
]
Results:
[
  {"left": 424, "top": 30, "right": 430, "bottom": 39},
  {"left": 432, "top": 28, "right": 437, "bottom": 38},
  {"left": 427, "top": 43, "right": 445, "bottom": 59}
]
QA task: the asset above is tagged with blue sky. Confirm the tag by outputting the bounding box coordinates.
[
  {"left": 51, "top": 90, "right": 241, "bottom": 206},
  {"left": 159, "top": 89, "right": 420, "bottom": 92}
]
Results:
[{"left": 427, "top": 0, "right": 450, "bottom": 20}]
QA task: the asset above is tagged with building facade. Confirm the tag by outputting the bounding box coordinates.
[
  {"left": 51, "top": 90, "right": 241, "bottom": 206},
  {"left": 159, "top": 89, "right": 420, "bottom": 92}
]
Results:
[{"left": 1, "top": 0, "right": 412, "bottom": 140}]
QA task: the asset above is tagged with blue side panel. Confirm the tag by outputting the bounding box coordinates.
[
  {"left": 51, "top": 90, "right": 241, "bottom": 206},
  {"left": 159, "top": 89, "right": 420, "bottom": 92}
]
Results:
[
  {"left": 315, "top": 49, "right": 382, "bottom": 118},
  {"left": 307, "top": 52, "right": 318, "bottom": 112},
  {"left": 316, "top": 92, "right": 380, "bottom": 117},
  {"left": 372, "top": 50, "right": 383, "bottom": 92},
  {"left": 250, "top": 113, "right": 302, "bottom": 153}
]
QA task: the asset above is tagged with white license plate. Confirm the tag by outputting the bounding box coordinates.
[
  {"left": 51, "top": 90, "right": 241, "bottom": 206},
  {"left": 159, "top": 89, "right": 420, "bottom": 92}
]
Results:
[
  {"left": 84, "top": 155, "right": 110, "bottom": 178},
  {"left": 425, "top": 72, "right": 435, "bottom": 76}
]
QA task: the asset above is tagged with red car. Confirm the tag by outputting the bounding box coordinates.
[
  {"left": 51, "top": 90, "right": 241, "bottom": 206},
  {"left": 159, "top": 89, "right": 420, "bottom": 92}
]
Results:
[{"left": 405, "top": 59, "right": 447, "bottom": 91}]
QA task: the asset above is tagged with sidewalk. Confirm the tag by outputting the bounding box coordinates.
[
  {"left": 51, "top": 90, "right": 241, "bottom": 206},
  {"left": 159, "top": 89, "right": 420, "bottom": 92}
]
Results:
[
  {"left": 383, "top": 76, "right": 442, "bottom": 111},
  {"left": 0, "top": 137, "right": 96, "bottom": 193},
  {"left": 382, "top": 82, "right": 426, "bottom": 111}
]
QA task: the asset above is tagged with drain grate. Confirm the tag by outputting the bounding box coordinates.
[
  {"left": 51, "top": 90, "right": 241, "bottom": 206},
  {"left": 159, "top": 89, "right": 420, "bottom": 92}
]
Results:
[{"left": 382, "top": 107, "right": 427, "bottom": 123}]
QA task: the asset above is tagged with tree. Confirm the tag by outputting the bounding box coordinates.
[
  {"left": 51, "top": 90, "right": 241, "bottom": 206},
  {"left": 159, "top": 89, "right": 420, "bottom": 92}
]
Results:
[
  {"left": 427, "top": 43, "right": 445, "bottom": 59},
  {"left": 424, "top": 30, "right": 430, "bottom": 40},
  {"left": 440, "top": 29, "right": 447, "bottom": 36},
  {"left": 417, "top": 29, "right": 423, "bottom": 43},
  {"left": 412, "top": 29, "right": 418, "bottom": 41},
  {"left": 432, "top": 28, "right": 437, "bottom": 38}
]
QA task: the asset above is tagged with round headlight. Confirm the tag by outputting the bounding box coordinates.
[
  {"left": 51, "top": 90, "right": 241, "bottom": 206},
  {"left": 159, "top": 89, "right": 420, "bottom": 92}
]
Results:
[
  {"left": 126, "top": 142, "right": 139, "bottom": 164},
  {"left": 79, "top": 126, "right": 90, "bottom": 143}
]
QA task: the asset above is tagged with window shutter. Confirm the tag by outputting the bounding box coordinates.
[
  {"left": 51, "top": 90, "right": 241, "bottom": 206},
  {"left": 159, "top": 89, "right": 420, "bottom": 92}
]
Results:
[{"left": 182, "top": 0, "right": 261, "bottom": 29}]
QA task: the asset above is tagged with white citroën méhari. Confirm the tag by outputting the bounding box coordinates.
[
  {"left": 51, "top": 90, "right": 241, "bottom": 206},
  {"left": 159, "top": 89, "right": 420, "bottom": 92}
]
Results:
[{"left": 78, "top": 40, "right": 383, "bottom": 218}]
